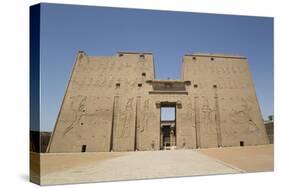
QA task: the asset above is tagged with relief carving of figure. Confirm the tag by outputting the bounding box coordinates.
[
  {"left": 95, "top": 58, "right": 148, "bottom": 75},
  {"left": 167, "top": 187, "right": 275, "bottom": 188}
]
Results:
[
  {"left": 225, "top": 66, "right": 230, "bottom": 74},
  {"left": 210, "top": 66, "right": 215, "bottom": 74},
  {"left": 119, "top": 98, "right": 134, "bottom": 137},
  {"left": 186, "top": 99, "right": 192, "bottom": 121},
  {"left": 219, "top": 67, "right": 225, "bottom": 74},
  {"left": 230, "top": 98, "right": 250, "bottom": 123},
  {"left": 62, "top": 96, "right": 102, "bottom": 137},
  {"left": 231, "top": 66, "right": 237, "bottom": 74},
  {"left": 229, "top": 98, "right": 258, "bottom": 134},
  {"left": 228, "top": 79, "right": 233, "bottom": 89},
  {"left": 63, "top": 96, "right": 89, "bottom": 135},
  {"left": 201, "top": 97, "right": 216, "bottom": 134},
  {"left": 237, "top": 66, "right": 242, "bottom": 74},
  {"left": 95, "top": 76, "right": 107, "bottom": 87},
  {"left": 217, "top": 80, "right": 223, "bottom": 89},
  {"left": 180, "top": 98, "right": 193, "bottom": 136},
  {"left": 140, "top": 99, "right": 149, "bottom": 132},
  {"left": 231, "top": 80, "right": 237, "bottom": 89}
]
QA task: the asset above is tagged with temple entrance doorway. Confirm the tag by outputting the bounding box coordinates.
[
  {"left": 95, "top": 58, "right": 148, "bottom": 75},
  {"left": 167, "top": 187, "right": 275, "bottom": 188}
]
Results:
[{"left": 160, "top": 103, "right": 176, "bottom": 150}]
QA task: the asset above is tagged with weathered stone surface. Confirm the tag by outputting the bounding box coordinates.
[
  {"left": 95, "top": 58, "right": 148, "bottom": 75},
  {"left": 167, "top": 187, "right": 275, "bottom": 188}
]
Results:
[{"left": 47, "top": 51, "right": 269, "bottom": 153}]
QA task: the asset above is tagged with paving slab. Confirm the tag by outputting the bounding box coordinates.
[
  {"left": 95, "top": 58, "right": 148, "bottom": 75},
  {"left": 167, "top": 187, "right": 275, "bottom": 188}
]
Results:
[{"left": 40, "top": 150, "right": 241, "bottom": 185}]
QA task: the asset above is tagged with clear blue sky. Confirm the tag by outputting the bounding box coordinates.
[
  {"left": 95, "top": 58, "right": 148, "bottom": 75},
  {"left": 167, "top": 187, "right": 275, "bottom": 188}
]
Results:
[{"left": 38, "top": 3, "right": 273, "bottom": 131}]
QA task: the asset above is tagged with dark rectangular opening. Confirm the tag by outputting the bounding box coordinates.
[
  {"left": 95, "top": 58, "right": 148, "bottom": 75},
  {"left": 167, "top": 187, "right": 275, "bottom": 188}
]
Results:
[
  {"left": 81, "top": 145, "right": 87, "bottom": 152},
  {"left": 160, "top": 103, "right": 176, "bottom": 150},
  {"left": 162, "top": 125, "right": 172, "bottom": 147},
  {"left": 240, "top": 141, "right": 244, "bottom": 147},
  {"left": 116, "top": 83, "right": 120, "bottom": 88}
]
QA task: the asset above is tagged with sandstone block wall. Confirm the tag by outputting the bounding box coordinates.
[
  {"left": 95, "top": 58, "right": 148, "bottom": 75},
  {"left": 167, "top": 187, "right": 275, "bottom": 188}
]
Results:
[
  {"left": 182, "top": 54, "right": 269, "bottom": 148},
  {"left": 47, "top": 51, "right": 269, "bottom": 153}
]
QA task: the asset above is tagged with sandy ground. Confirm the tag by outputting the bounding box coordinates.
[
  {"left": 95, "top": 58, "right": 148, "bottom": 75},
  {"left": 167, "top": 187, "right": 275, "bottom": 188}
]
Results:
[
  {"left": 197, "top": 144, "right": 274, "bottom": 172},
  {"left": 30, "top": 144, "right": 273, "bottom": 185}
]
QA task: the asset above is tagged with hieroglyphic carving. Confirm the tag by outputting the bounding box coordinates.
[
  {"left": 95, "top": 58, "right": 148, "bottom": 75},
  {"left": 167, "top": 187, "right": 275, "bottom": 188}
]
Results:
[
  {"left": 236, "top": 65, "right": 243, "bottom": 74},
  {"left": 218, "top": 66, "right": 225, "bottom": 74},
  {"left": 225, "top": 65, "right": 230, "bottom": 74},
  {"left": 210, "top": 65, "right": 215, "bottom": 74},
  {"left": 231, "top": 80, "right": 237, "bottom": 89},
  {"left": 119, "top": 98, "right": 134, "bottom": 137},
  {"left": 228, "top": 97, "right": 258, "bottom": 134},
  {"left": 217, "top": 79, "right": 223, "bottom": 89},
  {"left": 140, "top": 99, "right": 149, "bottom": 132},
  {"left": 241, "top": 64, "right": 247, "bottom": 73},
  {"left": 201, "top": 96, "right": 216, "bottom": 134},
  {"left": 94, "top": 76, "right": 107, "bottom": 87},
  {"left": 231, "top": 65, "right": 237, "bottom": 74},
  {"left": 63, "top": 96, "right": 95, "bottom": 136},
  {"left": 48, "top": 52, "right": 270, "bottom": 152},
  {"left": 230, "top": 98, "right": 250, "bottom": 123},
  {"left": 180, "top": 98, "right": 193, "bottom": 136},
  {"left": 186, "top": 98, "right": 192, "bottom": 121},
  {"left": 201, "top": 97, "right": 211, "bottom": 123},
  {"left": 228, "top": 79, "right": 233, "bottom": 89},
  {"left": 223, "top": 79, "right": 229, "bottom": 89},
  {"left": 214, "top": 66, "right": 220, "bottom": 74}
]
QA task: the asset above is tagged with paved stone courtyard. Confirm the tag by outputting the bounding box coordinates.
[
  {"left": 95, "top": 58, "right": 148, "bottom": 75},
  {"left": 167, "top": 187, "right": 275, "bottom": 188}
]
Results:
[{"left": 31, "top": 144, "right": 273, "bottom": 185}]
